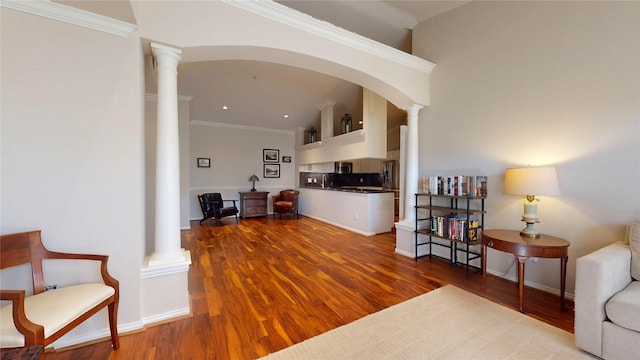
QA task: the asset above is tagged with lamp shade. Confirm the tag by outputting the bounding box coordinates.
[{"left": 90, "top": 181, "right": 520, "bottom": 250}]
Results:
[
  {"left": 249, "top": 174, "right": 259, "bottom": 182},
  {"left": 503, "top": 166, "right": 561, "bottom": 196}
]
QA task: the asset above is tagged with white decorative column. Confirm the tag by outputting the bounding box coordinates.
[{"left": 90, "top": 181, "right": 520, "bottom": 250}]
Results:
[
  {"left": 402, "top": 104, "right": 423, "bottom": 224},
  {"left": 140, "top": 43, "right": 191, "bottom": 327},
  {"left": 394, "top": 104, "right": 423, "bottom": 258},
  {"left": 149, "top": 42, "right": 189, "bottom": 266},
  {"left": 398, "top": 125, "right": 407, "bottom": 220}
]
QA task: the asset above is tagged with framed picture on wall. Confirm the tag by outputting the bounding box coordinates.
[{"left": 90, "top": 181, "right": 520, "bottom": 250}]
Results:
[
  {"left": 263, "top": 149, "right": 279, "bottom": 163},
  {"left": 282, "top": 156, "right": 292, "bottom": 163},
  {"left": 264, "top": 164, "right": 280, "bottom": 178},
  {"left": 197, "top": 158, "right": 210, "bottom": 167}
]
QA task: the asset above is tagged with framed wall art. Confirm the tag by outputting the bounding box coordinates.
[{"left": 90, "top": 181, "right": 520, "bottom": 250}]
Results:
[
  {"left": 282, "top": 156, "right": 292, "bottom": 163},
  {"left": 264, "top": 164, "right": 280, "bottom": 178},
  {"left": 263, "top": 149, "right": 279, "bottom": 163},
  {"left": 197, "top": 158, "right": 210, "bottom": 168}
]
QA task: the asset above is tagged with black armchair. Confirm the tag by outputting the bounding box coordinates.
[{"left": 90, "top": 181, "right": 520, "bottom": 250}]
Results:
[{"left": 198, "top": 193, "right": 239, "bottom": 225}]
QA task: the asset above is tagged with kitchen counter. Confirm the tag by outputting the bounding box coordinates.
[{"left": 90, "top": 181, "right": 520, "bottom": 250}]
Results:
[
  {"left": 300, "top": 186, "right": 394, "bottom": 194},
  {"left": 298, "top": 188, "right": 394, "bottom": 236}
]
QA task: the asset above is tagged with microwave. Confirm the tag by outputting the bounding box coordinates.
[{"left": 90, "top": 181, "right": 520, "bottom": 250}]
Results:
[{"left": 335, "top": 162, "right": 353, "bottom": 174}]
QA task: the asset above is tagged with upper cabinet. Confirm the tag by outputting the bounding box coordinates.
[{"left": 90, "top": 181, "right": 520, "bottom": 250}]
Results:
[
  {"left": 297, "top": 88, "right": 387, "bottom": 165},
  {"left": 352, "top": 158, "right": 383, "bottom": 173}
]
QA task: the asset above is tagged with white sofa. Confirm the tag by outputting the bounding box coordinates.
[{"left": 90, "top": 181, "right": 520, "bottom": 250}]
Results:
[{"left": 575, "top": 224, "right": 640, "bottom": 359}]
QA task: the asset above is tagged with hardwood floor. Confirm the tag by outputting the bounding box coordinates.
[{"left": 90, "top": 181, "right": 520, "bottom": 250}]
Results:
[{"left": 47, "top": 216, "right": 574, "bottom": 360}]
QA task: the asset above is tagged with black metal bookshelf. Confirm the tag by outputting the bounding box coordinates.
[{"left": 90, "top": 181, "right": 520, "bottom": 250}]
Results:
[{"left": 414, "top": 193, "right": 486, "bottom": 270}]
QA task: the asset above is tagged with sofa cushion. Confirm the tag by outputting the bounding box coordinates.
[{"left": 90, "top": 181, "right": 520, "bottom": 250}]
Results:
[
  {"left": 629, "top": 223, "right": 640, "bottom": 280},
  {"left": 0, "top": 283, "right": 115, "bottom": 347},
  {"left": 602, "top": 321, "right": 640, "bottom": 360},
  {"left": 605, "top": 281, "right": 640, "bottom": 333}
]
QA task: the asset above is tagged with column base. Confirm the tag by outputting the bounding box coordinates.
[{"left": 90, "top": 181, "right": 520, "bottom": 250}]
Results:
[
  {"left": 140, "top": 250, "right": 191, "bottom": 326},
  {"left": 394, "top": 221, "right": 417, "bottom": 258},
  {"left": 146, "top": 249, "right": 191, "bottom": 268}
]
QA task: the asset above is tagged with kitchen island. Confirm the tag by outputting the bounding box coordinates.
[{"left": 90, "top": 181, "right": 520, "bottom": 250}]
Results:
[{"left": 298, "top": 187, "right": 394, "bottom": 236}]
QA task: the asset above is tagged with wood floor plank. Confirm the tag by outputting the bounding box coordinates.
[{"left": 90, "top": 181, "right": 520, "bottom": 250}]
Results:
[{"left": 46, "top": 216, "right": 574, "bottom": 359}]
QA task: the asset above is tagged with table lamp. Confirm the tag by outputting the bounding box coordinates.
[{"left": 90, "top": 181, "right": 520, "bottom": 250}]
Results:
[
  {"left": 503, "top": 166, "right": 561, "bottom": 238},
  {"left": 249, "top": 174, "right": 259, "bottom": 192}
]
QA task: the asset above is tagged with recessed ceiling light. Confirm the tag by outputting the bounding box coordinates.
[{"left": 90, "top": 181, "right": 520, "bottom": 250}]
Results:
[
  {"left": 284, "top": 114, "right": 289, "bottom": 118},
  {"left": 222, "top": 105, "right": 228, "bottom": 110}
]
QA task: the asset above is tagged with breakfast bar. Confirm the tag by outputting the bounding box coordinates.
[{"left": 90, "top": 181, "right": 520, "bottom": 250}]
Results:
[{"left": 298, "top": 187, "right": 395, "bottom": 236}]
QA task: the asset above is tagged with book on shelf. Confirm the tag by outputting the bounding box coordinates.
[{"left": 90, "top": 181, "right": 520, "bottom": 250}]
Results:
[
  {"left": 422, "top": 175, "right": 487, "bottom": 197},
  {"left": 429, "top": 214, "right": 479, "bottom": 242},
  {"left": 477, "top": 176, "right": 488, "bottom": 198},
  {"left": 468, "top": 176, "right": 476, "bottom": 197},
  {"left": 459, "top": 176, "right": 469, "bottom": 196}
]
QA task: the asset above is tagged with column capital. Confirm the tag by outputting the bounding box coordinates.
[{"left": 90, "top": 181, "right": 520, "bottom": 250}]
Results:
[
  {"left": 150, "top": 42, "right": 182, "bottom": 56},
  {"left": 402, "top": 104, "right": 424, "bottom": 116},
  {"left": 151, "top": 42, "right": 182, "bottom": 69}
]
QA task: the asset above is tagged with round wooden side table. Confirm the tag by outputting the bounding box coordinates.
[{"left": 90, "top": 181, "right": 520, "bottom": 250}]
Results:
[{"left": 481, "top": 229, "right": 569, "bottom": 313}]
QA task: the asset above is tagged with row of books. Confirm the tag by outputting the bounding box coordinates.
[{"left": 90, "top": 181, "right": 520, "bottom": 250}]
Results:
[
  {"left": 422, "top": 175, "right": 487, "bottom": 197},
  {"left": 429, "top": 214, "right": 480, "bottom": 243}
]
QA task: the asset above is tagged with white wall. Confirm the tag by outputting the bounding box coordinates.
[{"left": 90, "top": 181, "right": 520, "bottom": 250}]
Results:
[
  {"left": 413, "top": 1, "right": 639, "bottom": 294},
  {"left": 1, "top": 8, "right": 144, "bottom": 344},
  {"left": 189, "top": 122, "right": 296, "bottom": 219}
]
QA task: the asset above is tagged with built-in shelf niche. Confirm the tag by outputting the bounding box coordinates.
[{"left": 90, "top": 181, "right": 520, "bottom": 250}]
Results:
[{"left": 297, "top": 89, "right": 386, "bottom": 165}]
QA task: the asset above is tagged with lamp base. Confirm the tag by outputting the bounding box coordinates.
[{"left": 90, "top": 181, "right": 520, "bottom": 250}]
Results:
[
  {"left": 520, "top": 220, "right": 540, "bottom": 238},
  {"left": 250, "top": 189, "right": 257, "bottom": 192}
]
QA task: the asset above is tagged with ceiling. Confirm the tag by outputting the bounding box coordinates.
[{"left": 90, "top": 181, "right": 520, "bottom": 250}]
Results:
[{"left": 59, "top": 1, "right": 470, "bottom": 131}]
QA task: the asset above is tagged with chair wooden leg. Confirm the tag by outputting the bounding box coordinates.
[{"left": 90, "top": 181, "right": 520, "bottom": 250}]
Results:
[{"left": 108, "top": 301, "right": 120, "bottom": 349}]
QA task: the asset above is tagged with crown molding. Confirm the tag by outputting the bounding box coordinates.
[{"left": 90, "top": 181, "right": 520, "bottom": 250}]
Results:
[
  {"left": 191, "top": 120, "right": 295, "bottom": 135},
  {"left": 1, "top": 0, "right": 136, "bottom": 37},
  {"left": 222, "top": 0, "right": 435, "bottom": 74}
]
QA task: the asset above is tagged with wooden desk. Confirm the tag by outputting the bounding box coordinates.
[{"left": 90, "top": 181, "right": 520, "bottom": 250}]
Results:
[{"left": 481, "top": 229, "right": 569, "bottom": 313}]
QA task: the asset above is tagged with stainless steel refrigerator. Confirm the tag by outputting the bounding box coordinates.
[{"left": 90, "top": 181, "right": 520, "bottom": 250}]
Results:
[{"left": 382, "top": 160, "right": 399, "bottom": 190}]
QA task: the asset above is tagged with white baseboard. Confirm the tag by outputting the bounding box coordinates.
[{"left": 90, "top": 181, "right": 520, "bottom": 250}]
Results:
[
  {"left": 395, "top": 248, "right": 414, "bottom": 258},
  {"left": 394, "top": 244, "right": 574, "bottom": 300},
  {"left": 142, "top": 307, "right": 192, "bottom": 326},
  {"left": 51, "top": 320, "right": 144, "bottom": 350},
  {"left": 299, "top": 213, "right": 375, "bottom": 236},
  {"left": 485, "top": 268, "right": 575, "bottom": 300},
  {"left": 50, "top": 307, "right": 192, "bottom": 350}
]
